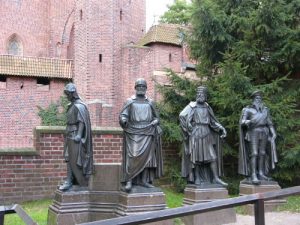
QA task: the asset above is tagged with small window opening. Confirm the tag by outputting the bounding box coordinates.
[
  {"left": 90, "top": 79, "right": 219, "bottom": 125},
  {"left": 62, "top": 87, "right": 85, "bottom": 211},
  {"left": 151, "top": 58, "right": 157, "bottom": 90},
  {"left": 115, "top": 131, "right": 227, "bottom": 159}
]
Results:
[
  {"left": 80, "top": 10, "right": 83, "bottom": 20},
  {"left": 169, "top": 53, "right": 172, "bottom": 62},
  {"left": 99, "top": 54, "right": 102, "bottom": 63},
  {"left": 37, "top": 78, "right": 50, "bottom": 91},
  {"left": 0, "top": 76, "right": 7, "bottom": 89},
  {"left": 120, "top": 10, "right": 123, "bottom": 21}
]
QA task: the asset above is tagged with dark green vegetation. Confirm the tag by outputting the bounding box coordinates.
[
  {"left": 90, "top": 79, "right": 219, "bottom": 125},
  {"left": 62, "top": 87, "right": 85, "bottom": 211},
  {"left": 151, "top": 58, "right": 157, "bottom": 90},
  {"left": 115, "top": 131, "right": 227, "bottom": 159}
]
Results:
[
  {"left": 158, "top": 0, "right": 300, "bottom": 187},
  {"left": 37, "top": 96, "right": 68, "bottom": 126}
]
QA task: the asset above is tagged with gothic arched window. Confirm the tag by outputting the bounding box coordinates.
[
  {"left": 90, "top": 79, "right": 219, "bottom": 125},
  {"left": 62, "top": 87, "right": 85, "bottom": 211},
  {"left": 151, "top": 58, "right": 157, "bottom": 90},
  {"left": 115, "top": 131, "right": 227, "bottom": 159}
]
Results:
[{"left": 7, "top": 34, "right": 23, "bottom": 56}]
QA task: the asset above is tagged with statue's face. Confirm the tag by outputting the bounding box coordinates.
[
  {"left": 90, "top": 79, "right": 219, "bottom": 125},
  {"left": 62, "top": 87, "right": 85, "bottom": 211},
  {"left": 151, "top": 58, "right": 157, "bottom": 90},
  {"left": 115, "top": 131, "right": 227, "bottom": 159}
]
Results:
[
  {"left": 135, "top": 84, "right": 147, "bottom": 96},
  {"left": 253, "top": 95, "right": 262, "bottom": 104},
  {"left": 196, "top": 91, "right": 206, "bottom": 103},
  {"left": 64, "top": 91, "right": 73, "bottom": 101}
]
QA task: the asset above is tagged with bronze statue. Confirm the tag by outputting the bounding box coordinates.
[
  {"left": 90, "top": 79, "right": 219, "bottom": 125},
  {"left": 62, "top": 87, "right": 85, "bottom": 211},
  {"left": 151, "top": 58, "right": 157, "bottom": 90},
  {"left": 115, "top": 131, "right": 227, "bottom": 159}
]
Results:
[
  {"left": 59, "top": 83, "right": 94, "bottom": 191},
  {"left": 238, "top": 90, "right": 277, "bottom": 184},
  {"left": 119, "top": 78, "right": 163, "bottom": 192},
  {"left": 180, "top": 86, "right": 228, "bottom": 187}
]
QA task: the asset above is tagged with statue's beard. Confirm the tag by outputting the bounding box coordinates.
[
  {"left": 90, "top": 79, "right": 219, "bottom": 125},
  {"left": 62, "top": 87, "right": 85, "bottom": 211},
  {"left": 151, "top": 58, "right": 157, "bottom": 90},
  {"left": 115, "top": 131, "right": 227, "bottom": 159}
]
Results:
[{"left": 254, "top": 102, "right": 263, "bottom": 111}]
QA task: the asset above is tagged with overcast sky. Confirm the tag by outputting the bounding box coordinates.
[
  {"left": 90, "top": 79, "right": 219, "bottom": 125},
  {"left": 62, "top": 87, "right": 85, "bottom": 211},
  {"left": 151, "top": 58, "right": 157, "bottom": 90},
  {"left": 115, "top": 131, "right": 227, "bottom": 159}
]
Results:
[{"left": 146, "top": 0, "right": 174, "bottom": 31}]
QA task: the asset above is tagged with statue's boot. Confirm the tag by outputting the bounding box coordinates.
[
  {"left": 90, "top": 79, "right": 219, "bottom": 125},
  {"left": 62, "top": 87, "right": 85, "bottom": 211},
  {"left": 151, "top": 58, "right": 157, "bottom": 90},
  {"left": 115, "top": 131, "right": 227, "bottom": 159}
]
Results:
[
  {"left": 210, "top": 161, "right": 228, "bottom": 187},
  {"left": 194, "top": 165, "right": 202, "bottom": 185},
  {"left": 125, "top": 181, "right": 132, "bottom": 192},
  {"left": 251, "top": 157, "right": 260, "bottom": 185},
  {"left": 141, "top": 169, "right": 154, "bottom": 188},
  {"left": 258, "top": 155, "right": 271, "bottom": 181},
  {"left": 59, "top": 163, "right": 73, "bottom": 191}
]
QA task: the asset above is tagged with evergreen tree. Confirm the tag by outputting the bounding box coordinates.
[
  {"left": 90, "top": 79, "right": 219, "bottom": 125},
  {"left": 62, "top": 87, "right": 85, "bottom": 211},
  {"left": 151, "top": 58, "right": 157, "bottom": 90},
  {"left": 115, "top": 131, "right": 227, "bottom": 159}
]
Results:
[{"left": 158, "top": 0, "right": 300, "bottom": 185}]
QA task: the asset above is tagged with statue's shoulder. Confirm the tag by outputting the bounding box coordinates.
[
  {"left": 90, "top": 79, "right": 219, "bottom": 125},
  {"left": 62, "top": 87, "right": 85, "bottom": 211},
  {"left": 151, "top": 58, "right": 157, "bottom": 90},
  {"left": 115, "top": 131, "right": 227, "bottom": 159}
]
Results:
[
  {"left": 189, "top": 101, "right": 197, "bottom": 108},
  {"left": 74, "top": 100, "right": 87, "bottom": 111}
]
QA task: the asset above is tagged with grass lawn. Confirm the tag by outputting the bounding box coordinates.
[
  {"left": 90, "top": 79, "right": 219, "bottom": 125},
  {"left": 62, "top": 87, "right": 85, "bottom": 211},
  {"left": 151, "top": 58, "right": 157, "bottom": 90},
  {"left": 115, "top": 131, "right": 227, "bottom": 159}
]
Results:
[
  {"left": 3, "top": 189, "right": 299, "bottom": 225},
  {"left": 4, "top": 199, "right": 52, "bottom": 225}
]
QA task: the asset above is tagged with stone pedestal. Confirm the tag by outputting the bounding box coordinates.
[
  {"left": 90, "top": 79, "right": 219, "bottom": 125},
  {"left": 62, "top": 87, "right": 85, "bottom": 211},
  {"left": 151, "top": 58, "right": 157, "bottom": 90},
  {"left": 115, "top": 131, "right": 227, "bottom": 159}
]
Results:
[
  {"left": 116, "top": 187, "right": 172, "bottom": 225},
  {"left": 239, "top": 180, "right": 286, "bottom": 214},
  {"left": 182, "top": 185, "right": 236, "bottom": 225},
  {"left": 47, "top": 163, "right": 121, "bottom": 225}
]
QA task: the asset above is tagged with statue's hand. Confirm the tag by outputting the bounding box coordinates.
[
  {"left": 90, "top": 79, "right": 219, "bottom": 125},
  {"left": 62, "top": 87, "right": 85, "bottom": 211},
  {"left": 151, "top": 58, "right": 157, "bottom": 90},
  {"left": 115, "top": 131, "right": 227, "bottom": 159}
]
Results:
[
  {"left": 121, "top": 119, "right": 128, "bottom": 128},
  {"left": 74, "top": 135, "right": 81, "bottom": 143},
  {"left": 244, "top": 120, "right": 251, "bottom": 127},
  {"left": 220, "top": 127, "right": 227, "bottom": 138},
  {"left": 151, "top": 119, "right": 159, "bottom": 126},
  {"left": 187, "top": 124, "right": 193, "bottom": 132}
]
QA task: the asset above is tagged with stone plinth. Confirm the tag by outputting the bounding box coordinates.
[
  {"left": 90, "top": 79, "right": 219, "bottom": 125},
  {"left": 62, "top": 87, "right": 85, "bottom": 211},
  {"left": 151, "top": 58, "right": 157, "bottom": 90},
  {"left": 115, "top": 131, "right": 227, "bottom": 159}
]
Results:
[
  {"left": 116, "top": 187, "right": 172, "bottom": 225},
  {"left": 239, "top": 180, "right": 286, "bottom": 214},
  {"left": 47, "top": 163, "right": 121, "bottom": 225},
  {"left": 183, "top": 185, "right": 236, "bottom": 225}
]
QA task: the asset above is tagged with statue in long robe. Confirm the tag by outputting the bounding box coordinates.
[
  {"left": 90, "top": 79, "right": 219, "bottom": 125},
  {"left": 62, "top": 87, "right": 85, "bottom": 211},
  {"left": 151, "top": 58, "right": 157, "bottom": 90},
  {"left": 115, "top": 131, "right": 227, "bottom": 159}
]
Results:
[
  {"left": 180, "top": 86, "right": 227, "bottom": 187},
  {"left": 119, "top": 78, "right": 163, "bottom": 192},
  {"left": 59, "top": 83, "right": 93, "bottom": 191}
]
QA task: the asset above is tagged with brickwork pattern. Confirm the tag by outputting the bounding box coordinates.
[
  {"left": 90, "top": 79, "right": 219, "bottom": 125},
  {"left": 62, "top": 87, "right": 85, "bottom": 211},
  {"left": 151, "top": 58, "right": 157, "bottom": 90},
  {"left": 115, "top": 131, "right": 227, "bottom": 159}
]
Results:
[{"left": 0, "top": 127, "right": 124, "bottom": 204}]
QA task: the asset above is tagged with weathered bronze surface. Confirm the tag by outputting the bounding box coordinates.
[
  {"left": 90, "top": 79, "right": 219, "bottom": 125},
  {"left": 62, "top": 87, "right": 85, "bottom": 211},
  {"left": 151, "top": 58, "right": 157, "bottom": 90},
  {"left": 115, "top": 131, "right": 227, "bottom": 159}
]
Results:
[
  {"left": 58, "top": 83, "right": 94, "bottom": 191},
  {"left": 180, "top": 86, "right": 227, "bottom": 187},
  {"left": 119, "top": 78, "right": 163, "bottom": 192},
  {"left": 238, "top": 90, "right": 277, "bottom": 185}
]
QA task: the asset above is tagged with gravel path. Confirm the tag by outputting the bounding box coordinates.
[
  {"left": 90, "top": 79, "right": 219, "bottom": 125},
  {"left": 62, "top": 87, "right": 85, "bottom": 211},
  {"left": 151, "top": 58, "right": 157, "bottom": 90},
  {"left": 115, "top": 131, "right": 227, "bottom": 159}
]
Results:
[{"left": 226, "top": 212, "right": 300, "bottom": 225}]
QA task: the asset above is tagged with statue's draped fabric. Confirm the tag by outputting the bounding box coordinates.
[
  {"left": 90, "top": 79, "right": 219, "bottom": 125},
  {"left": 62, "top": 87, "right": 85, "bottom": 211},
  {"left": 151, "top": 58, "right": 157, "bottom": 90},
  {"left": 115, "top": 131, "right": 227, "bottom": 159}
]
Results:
[
  {"left": 180, "top": 102, "right": 223, "bottom": 183},
  {"left": 64, "top": 99, "right": 93, "bottom": 186},
  {"left": 120, "top": 96, "right": 163, "bottom": 184}
]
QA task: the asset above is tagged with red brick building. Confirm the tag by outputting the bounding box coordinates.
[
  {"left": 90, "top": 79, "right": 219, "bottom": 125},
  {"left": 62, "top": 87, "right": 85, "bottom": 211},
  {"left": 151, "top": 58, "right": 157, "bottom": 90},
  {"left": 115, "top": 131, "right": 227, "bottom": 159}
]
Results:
[
  {"left": 0, "top": 0, "right": 194, "bottom": 151},
  {"left": 0, "top": 0, "right": 195, "bottom": 203}
]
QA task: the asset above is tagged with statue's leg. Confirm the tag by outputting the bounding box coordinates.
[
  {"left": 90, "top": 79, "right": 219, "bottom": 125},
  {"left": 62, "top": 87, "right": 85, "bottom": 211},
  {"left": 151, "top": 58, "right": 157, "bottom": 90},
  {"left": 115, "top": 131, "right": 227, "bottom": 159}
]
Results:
[
  {"left": 210, "top": 161, "right": 228, "bottom": 187},
  {"left": 194, "top": 164, "right": 201, "bottom": 185},
  {"left": 250, "top": 140, "right": 260, "bottom": 184},
  {"left": 59, "top": 163, "right": 73, "bottom": 191},
  {"left": 258, "top": 137, "right": 270, "bottom": 180}
]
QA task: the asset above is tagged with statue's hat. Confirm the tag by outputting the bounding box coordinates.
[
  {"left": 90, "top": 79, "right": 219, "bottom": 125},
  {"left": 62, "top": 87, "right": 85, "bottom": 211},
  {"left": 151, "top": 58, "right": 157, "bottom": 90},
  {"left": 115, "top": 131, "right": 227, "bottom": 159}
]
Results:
[
  {"left": 250, "top": 90, "right": 262, "bottom": 98},
  {"left": 64, "top": 83, "right": 77, "bottom": 92}
]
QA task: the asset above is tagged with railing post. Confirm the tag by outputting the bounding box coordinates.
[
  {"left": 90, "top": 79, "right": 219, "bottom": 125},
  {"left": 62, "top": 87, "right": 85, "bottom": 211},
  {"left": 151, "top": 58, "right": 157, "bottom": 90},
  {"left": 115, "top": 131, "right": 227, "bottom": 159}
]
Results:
[
  {"left": 0, "top": 211, "right": 4, "bottom": 225},
  {"left": 254, "top": 199, "right": 265, "bottom": 225}
]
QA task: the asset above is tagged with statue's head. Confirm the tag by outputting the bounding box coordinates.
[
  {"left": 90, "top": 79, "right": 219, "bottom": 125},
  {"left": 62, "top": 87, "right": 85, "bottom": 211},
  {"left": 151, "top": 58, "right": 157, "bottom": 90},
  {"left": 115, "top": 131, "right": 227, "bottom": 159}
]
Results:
[
  {"left": 196, "top": 86, "right": 207, "bottom": 103},
  {"left": 64, "top": 83, "right": 79, "bottom": 101},
  {"left": 250, "top": 90, "right": 263, "bottom": 104},
  {"left": 135, "top": 78, "right": 147, "bottom": 97}
]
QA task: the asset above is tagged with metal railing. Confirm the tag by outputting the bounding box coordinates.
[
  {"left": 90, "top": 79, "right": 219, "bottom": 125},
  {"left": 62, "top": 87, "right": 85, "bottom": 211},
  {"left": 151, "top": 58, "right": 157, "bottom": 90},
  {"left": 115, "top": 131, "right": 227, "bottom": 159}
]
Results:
[
  {"left": 0, "top": 204, "right": 37, "bottom": 225},
  {"left": 79, "top": 186, "right": 300, "bottom": 225}
]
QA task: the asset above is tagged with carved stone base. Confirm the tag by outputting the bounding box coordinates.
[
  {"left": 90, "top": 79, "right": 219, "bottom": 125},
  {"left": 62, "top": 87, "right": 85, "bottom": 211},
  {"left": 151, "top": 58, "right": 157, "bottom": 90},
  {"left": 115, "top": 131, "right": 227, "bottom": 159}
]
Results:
[
  {"left": 182, "top": 185, "right": 236, "bottom": 225},
  {"left": 116, "top": 187, "right": 172, "bottom": 225},
  {"left": 47, "top": 163, "right": 121, "bottom": 225},
  {"left": 239, "top": 180, "right": 286, "bottom": 215}
]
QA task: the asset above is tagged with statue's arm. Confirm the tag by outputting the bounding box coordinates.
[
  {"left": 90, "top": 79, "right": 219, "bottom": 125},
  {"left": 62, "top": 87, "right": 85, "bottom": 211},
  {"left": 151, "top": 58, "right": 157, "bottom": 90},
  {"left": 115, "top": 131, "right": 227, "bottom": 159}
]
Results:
[
  {"left": 119, "top": 105, "right": 129, "bottom": 128},
  {"left": 241, "top": 107, "right": 251, "bottom": 127},
  {"left": 267, "top": 108, "right": 276, "bottom": 140}
]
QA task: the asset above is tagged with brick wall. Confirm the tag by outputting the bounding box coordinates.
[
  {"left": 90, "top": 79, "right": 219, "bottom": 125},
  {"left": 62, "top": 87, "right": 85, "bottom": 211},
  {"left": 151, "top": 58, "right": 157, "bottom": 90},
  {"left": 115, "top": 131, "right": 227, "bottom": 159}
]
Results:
[
  {"left": 0, "top": 77, "right": 67, "bottom": 149},
  {"left": 0, "top": 0, "right": 49, "bottom": 57},
  {"left": 0, "top": 126, "right": 179, "bottom": 204},
  {"left": 0, "top": 126, "right": 123, "bottom": 204}
]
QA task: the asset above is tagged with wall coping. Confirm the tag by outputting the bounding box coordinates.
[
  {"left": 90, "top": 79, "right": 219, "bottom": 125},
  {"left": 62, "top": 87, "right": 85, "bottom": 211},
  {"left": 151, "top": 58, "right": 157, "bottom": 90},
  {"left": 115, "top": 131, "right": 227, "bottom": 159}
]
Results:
[{"left": 35, "top": 126, "right": 123, "bottom": 135}]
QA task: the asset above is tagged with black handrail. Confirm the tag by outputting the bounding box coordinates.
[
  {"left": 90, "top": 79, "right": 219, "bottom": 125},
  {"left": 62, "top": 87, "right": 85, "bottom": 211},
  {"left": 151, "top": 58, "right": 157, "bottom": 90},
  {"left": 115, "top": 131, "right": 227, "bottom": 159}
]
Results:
[
  {"left": 0, "top": 204, "right": 37, "bottom": 225},
  {"left": 78, "top": 186, "right": 300, "bottom": 225}
]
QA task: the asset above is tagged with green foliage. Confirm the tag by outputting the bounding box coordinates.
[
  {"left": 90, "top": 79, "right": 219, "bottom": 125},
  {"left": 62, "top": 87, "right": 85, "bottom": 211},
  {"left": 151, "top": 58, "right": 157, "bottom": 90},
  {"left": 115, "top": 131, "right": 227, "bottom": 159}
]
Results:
[
  {"left": 159, "top": 0, "right": 192, "bottom": 25},
  {"left": 161, "top": 187, "right": 184, "bottom": 208},
  {"left": 37, "top": 96, "right": 68, "bottom": 126},
  {"left": 158, "top": 0, "right": 300, "bottom": 185},
  {"left": 4, "top": 199, "right": 52, "bottom": 225},
  {"left": 163, "top": 157, "right": 187, "bottom": 193}
]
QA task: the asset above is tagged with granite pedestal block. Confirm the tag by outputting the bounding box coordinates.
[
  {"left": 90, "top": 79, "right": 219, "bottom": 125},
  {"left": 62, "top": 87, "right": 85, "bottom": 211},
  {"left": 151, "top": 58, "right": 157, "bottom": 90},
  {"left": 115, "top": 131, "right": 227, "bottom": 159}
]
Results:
[
  {"left": 116, "top": 187, "right": 172, "bottom": 225},
  {"left": 47, "top": 163, "right": 121, "bottom": 225},
  {"left": 182, "top": 185, "right": 236, "bottom": 225},
  {"left": 239, "top": 180, "right": 286, "bottom": 214}
]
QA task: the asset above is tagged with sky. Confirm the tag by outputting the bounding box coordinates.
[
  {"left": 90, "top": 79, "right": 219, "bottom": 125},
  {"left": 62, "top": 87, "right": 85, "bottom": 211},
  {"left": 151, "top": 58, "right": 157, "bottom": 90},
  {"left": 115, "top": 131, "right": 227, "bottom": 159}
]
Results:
[{"left": 146, "top": 0, "right": 174, "bottom": 31}]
